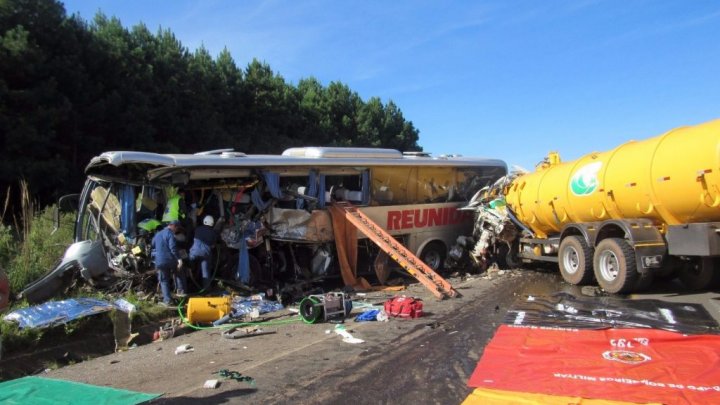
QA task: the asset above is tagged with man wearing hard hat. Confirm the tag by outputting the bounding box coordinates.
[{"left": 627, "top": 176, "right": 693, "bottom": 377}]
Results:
[{"left": 190, "top": 215, "right": 219, "bottom": 290}]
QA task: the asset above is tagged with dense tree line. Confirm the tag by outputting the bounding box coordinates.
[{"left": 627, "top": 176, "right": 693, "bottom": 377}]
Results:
[{"left": 0, "top": 0, "right": 421, "bottom": 207}]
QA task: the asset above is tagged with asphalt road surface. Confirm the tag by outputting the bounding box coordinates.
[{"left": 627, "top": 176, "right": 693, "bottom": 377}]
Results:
[{"left": 45, "top": 268, "right": 720, "bottom": 404}]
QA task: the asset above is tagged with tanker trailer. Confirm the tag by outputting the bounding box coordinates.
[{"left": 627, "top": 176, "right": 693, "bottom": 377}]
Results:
[{"left": 464, "top": 118, "right": 720, "bottom": 293}]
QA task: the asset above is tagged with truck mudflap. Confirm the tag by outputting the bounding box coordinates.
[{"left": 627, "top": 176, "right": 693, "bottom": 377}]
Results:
[{"left": 596, "top": 219, "right": 666, "bottom": 273}]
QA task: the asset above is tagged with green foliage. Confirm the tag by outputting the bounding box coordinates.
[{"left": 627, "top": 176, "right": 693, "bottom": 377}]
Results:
[
  {"left": 0, "top": 317, "right": 43, "bottom": 353},
  {"left": 3, "top": 206, "right": 74, "bottom": 294},
  {"left": 0, "top": 0, "right": 421, "bottom": 209}
]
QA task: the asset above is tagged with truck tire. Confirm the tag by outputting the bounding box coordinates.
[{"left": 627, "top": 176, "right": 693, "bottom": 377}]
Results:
[
  {"left": 420, "top": 241, "right": 446, "bottom": 272},
  {"left": 593, "top": 238, "right": 638, "bottom": 294},
  {"left": 558, "top": 236, "right": 594, "bottom": 285},
  {"left": 679, "top": 257, "right": 720, "bottom": 290}
]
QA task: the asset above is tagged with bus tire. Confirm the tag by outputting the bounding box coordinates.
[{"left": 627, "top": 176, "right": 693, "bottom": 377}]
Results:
[
  {"left": 679, "top": 257, "right": 720, "bottom": 290},
  {"left": 593, "top": 238, "right": 637, "bottom": 294},
  {"left": 558, "top": 236, "right": 594, "bottom": 285},
  {"left": 420, "top": 241, "right": 446, "bottom": 272}
]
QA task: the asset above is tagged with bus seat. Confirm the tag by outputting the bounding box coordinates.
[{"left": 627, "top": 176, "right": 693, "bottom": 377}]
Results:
[
  {"left": 335, "top": 188, "right": 362, "bottom": 202},
  {"left": 374, "top": 187, "right": 394, "bottom": 204}
]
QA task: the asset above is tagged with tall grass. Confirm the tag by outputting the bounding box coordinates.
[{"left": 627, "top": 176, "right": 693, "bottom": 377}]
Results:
[{"left": 0, "top": 181, "right": 74, "bottom": 296}]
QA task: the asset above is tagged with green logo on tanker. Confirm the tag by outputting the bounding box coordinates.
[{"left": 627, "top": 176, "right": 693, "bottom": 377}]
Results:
[{"left": 570, "top": 161, "right": 602, "bottom": 196}]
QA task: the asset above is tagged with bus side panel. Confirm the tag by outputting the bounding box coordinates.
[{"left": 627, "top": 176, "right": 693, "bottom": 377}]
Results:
[{"left": 359, "top": 203, "right": 474, "bottom": 254}]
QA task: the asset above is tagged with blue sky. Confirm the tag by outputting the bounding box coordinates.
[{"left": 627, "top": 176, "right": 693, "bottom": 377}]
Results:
[{"left": 62, "top": 0, "right": 720, "bottom": 170}]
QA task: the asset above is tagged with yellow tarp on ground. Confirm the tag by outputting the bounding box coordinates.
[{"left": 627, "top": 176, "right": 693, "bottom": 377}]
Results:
[{"left": 462, "top": 388, "right": 663, "bottom": 405}]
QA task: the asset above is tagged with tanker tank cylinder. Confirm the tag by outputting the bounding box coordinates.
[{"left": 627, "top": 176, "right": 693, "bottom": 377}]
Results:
[{"left": 505, "top": 119, "right": 720, "bottom": 237}]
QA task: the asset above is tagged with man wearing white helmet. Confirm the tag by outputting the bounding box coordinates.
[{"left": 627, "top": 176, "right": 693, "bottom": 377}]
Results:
[{"left": 189, "top": 215, "right": 218, "bottom": 290}]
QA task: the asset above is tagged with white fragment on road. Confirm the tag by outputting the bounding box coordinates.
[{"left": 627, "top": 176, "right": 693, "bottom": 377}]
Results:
[
  {"left": 174, "top": 344, "right": 194, "bottom": 355},
  {"left": 203, "top": 379, "right": 220, "bottom": 389},
  {"left": 334, "top": 328, "right": 364, "bottom": 344}
]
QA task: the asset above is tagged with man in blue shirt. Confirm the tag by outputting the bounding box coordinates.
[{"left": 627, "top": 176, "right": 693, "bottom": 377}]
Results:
[
  {"left": 152, "top": 220, "right": 187, "bottom": 306},
  {"left": 190, "top": 215, "right": 218, "bottom": 290}
]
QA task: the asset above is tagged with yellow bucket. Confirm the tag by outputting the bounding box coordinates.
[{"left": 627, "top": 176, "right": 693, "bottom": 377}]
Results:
[{"left": 186, "top": 296, "right": 232, "bottom": 323}]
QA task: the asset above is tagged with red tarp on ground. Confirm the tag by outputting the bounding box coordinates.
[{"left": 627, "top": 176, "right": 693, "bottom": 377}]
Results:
[
  {"left": 468, "top": 325, "right": 720, "bottom": 405},
  {"left": 462, "top": 387, "right": 662, "bottom": 405}
]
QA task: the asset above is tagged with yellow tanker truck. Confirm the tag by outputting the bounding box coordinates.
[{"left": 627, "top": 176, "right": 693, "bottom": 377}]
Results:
[{"left": 463, "top": 118, "right": 720, "bottom": 293}]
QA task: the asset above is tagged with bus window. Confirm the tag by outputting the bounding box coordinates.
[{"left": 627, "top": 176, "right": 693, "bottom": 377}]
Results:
[
  {"left": 455, "top": 167, "right": 505, "bottom": 201},
  {"left": 371, "top": 166, "right": 418, "bottom": 205},
  {"left": 417, "top": 167, "right": 457, "bottom": 203},
  {"left": 322, "top": 168, "right": 369, "bottom": 205}
]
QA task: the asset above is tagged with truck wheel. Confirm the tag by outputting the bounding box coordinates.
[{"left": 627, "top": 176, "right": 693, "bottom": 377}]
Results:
[
  {"left": 679, "top": 257, "right": 720, "bottom": 290},
  {"left": 558, "top": 236, "right": 594, "bottom": 285},
  {"left": 420, "top": 241, "right": 446, "bottom": 272},
  {"left": 593, "top": 238, "right": 637, "bottom": 294}
]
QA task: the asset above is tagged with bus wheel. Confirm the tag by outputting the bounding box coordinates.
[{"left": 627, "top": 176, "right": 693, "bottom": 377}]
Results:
[
  {"left": 593, "top": 238, "right": 637, "bottom": 294},
  {"left": 679, "top": 257, "right": 720, "bottom": 290},
  {"left": 420, "top": 241, "right": 446, "bottom": 272},
  {"left": 558, "top": 236, "right": 594, "bottom": 285}
]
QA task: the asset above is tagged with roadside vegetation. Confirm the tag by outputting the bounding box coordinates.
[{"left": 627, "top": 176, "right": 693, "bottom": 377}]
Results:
[
  {"left": 0, "top": 183, "right": 168, "bottom": 361},
  {"left": 1, "top": 182, "right": 74, "bottom": 294}
]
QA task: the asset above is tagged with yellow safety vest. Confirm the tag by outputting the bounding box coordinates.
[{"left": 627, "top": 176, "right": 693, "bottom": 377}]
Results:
[{"left": 162, "top": 194, "right": 185, "bottom": 222}]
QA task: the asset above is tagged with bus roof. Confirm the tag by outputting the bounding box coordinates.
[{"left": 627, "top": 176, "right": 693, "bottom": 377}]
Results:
[{"left": 86, "top": 147, "right": 507, "bottom": 184}]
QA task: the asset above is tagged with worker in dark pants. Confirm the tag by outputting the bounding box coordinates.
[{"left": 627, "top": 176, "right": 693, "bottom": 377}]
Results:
[
  {"left": 152, "top": 220, "right": 187, "bottom": 307},
  {"left": 190, "top": 215, "right": 218, "bottom": 290}
]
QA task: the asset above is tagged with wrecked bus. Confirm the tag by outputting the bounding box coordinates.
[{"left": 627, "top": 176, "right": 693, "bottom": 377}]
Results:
[{"left": 21, "top": 147, "right": 506, "bottom": 303}]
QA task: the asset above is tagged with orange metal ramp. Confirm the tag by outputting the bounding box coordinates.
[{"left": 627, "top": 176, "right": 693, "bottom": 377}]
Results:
[{"left": 332, "top": 202, "right": 459, "bottom": 299}]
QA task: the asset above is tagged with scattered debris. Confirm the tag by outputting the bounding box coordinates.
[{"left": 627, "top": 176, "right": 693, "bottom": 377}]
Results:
[
  {"left": 153, "top": 321, "right": 179, "bottom": 342},
  {"left": 221, "top": 327, "right": 276, "bottom": 340},
  {"left": 333, "top": 324, "right": 364, "bottom": 344},
  {"left": 174, "top": 344, "right": 194, "bottom": 355},
  {"left": 231, "top": 295, "right": 284, "bottom": 317},
  {"left": 215, "top": 369, "right": 254, "bottom": 385},
  {"left": 581, "top": 286, "right": 603, "bottom": 297},
  {"left": 203, "top": 379, "right": 220, "bottom": 389},
  {"left": 384, "top": 296, "right": 424, "bottom": 319},
  {"left": 354, "top": 309, "right": 380, "bottom": 322},
  {"left": 3, "top": 298, "right": 119, "bottom": 329},
  {"left": 299, "top": 292, "right": 350, "bottom": 324}
]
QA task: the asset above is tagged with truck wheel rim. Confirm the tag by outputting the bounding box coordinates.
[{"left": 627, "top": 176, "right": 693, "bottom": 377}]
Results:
[
  {"left": 562, "top": 247, "right": 580, "bottom": 275},
  {"left": 599, "top": 250, "right": 619, "bottom": 281}
]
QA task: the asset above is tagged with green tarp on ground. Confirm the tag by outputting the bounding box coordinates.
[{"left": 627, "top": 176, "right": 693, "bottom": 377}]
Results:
[{"left": 0, "top": 376, "right": 160, "bottom": 405}]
